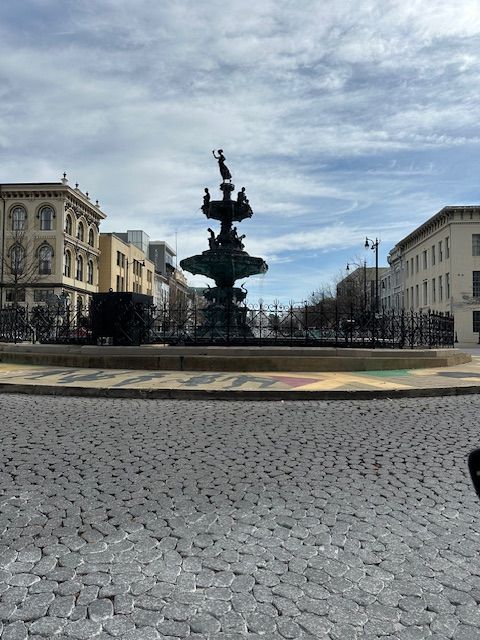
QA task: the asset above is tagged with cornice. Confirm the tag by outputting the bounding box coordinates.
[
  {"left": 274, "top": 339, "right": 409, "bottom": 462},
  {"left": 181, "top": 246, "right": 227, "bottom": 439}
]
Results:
[{"left": 0, "top": 183, "right": 107, "bottom": 221}]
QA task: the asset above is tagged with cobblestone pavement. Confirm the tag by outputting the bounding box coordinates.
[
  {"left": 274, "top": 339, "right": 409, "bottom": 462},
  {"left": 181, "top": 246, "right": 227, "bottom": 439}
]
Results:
[{"left": 1, "top": 395, "right": 480, "bottom": 639}]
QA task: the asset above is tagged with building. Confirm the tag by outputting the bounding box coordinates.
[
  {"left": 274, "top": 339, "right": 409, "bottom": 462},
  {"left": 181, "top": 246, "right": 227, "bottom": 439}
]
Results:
[
  {"left": 148, "top": 240, "right": 190, "bottom": 306},
  {"left": 380, "top": 244, "right": 405, "bottom": 312},
  {"left": 337, "top": 266, "right": 389, "bottom": 312},
  {"left": 386, "top": 205, "right": 480, "bottom": 343},
  {"left": 98, "top": 232, "right": 154, "bottom": 297},
  {"left": 0, "top": 177, "right": 106, "bottom": 309},
  {"left": 98, "top": 231, "right": 193, "bottom": 309},
  {"left": 148, "top": 240, "right": 176, "bottom": 278}
]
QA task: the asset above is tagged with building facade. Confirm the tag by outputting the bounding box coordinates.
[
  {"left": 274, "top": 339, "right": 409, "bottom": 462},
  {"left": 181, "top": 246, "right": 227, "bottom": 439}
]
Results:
[
  {"left": 0, "top": 178, "right": 106, "bottom": 309},
  {"left": 386, "top": 205, "right": 480, "bottom": 343},
  {"left": 380, "top": 244, "right": 405, "bottom": 312},
  {"left": 337, "top": 266, "right": 389, "bottom": 312},
  {"left": 98, "top": 233, "right": 155, "bottom": 297}
]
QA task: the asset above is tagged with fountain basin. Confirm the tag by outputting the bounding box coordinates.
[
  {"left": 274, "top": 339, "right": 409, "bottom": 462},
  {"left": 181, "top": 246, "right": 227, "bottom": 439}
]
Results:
[{"left": 180, "top": 249, "right": 267, "bottom": 288}]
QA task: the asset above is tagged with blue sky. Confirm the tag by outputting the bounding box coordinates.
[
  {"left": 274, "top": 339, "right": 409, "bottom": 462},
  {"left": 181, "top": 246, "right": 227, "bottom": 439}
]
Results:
[{"left": 1, "top": 0, "right": 479, "bottom": 302}]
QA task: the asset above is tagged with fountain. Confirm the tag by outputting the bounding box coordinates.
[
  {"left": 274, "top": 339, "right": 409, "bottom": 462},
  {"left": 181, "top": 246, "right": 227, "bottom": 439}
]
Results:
[{"left": 180, "top": 151, "right": 268, "bottom": 338}]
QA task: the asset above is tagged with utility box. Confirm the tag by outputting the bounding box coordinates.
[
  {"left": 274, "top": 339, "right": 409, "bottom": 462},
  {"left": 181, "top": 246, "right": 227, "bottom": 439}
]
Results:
[{"left": 91, "top": 292, "right": 153, "bottom": 346}]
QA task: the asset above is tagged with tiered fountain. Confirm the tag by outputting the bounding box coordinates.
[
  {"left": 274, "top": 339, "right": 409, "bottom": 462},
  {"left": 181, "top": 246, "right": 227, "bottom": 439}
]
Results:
[{"left": 180, "top": 151, "right": 268, "bottom": 337}]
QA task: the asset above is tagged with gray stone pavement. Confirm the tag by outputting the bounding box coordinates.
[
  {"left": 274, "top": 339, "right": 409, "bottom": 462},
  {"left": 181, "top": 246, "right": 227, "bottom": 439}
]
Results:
[{"left": 1, "top": 395, "right": 480, "bottom": 639}]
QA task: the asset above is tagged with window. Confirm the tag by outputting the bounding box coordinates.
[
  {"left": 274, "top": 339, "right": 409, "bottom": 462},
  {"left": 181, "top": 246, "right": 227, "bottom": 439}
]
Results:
[
  {"left": 474, "top": 311, "right": 480, "bottom": 333},
  {"left": 432, "top": 278, "right": 436, "bottom": 303},
  {"left": 422, "top": 251, "right": 427, "bottom": 269},
  {"left": 77, "top": 222, "right": 84, "bottom": 242},
  {"left": 439, "top": 241, "right": 443, "bottom": 262},
  {"left": 64, "top": 250, "right": 72, "bottom": 277},
  {"left": 415, "top": 284, "right": 419, "bottom": 307},
  {"left": 445, "top": 237, "right": 450, "bottom": 259},
  {"left": 431, "top": 245, "right": 436, "bottom": 266},
  {"left": 76, "top": 255, "right": 83, "bottom": 281},
  {"left": 12, "top": 206, "right": 26, "bottom": 231},
  {"left": 446, "top": 272, "right": 450, "bottom": 298},
  {"left": 39, "top": 206, "right": 54, "bottom": 231},
  {"left": 415, "top": 255, "right": 419, "bottom": 273},
  {"left": 405, "top": 289, "right": 409, "bottom": 307},
  {"left": 410, "top": 258, "right": 413, "bottom": 276},
  {"left": 473, "top": 272, "right": 480, "bottom": 297},
  {"left": 116, "top": 275, "right": 121, "bottom": 292},
  {"left": 65, "top": 215, "right": 72, "bottom": 235},
  {"left": 10, "top": 245, "right": 25, "bottom": 275},
  {"left": 473, "top": 235, "right": 480, "bottom": 256},
  {"left": 34, "top": 289, "right": 54, "bottom": 303},
  {"left": 116, "top": 251, "right": 125, "bottom": 268},
  {"left": 406, "top": 261, "right": 409, "bottom": 278},
  {"left": 38, "top": 245, "right": 53, "bottom": 275},
  {"left": 439, "top": 275, "right": 443, "bottom": 301},
  {"left": 87, "top": 260, "right": 94, "bottom": 285},
  {"left": 6, "top": 289, "right": 25, "bottom": 303},
  {"left": 423, "top": 281, "right": 428, "bottom": 306},
  {"left": 88, "top": 228, "right": 94, "bottom": 247}
]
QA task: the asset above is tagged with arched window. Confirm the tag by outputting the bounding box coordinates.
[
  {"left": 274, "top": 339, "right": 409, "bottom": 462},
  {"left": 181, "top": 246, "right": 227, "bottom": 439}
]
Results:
[
  {"left": 39, "top": 245, "right": 53, "bottom": 275},
  {"left": 88, "top": 228, "right": 94, "bottom": 246},
  {"left": 87, "top": 259, "right": 94, "bottom": 284},
  {"left": 39, "top": 206, "right": 54, "bottom": 231},
  {"left": 11, "top": 245, "right": 25, "bottom": 274},
  {"left": 64, "top": 250, "right": 72, "bottom": 277},
  {"left": 65, "top": 214, "right": 72, "bottom": 235},
  {"left": 12, "top": 206, "right": 26, "bottom": 231},
  {"left": 77, "top": 222, "right": 84, "bottom": 242},
  {"left": 76, "top": 255, "right": 83, "bottom": 281}
]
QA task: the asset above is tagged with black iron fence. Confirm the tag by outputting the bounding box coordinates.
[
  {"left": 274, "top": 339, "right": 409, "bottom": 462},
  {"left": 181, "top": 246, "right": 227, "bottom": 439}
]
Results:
[{"left": 0, "top": 301, "right": 454, "bottom": 348}]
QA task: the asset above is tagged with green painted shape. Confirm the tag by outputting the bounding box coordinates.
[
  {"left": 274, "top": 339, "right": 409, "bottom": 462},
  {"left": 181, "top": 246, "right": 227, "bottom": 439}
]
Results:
[{"left": 360, "top": 369, "right": 410, "bottom": 377}]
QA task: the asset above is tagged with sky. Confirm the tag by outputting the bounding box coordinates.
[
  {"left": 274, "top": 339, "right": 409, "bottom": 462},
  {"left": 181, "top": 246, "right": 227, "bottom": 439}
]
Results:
[{"left": 1, "top": 0, "right": 479, "bottom": 303}]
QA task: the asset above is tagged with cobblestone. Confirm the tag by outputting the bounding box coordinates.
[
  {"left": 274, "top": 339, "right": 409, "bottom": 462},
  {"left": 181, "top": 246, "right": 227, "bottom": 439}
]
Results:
[{"left": 2, "top": 394, "right": 480, "bottom": 638}]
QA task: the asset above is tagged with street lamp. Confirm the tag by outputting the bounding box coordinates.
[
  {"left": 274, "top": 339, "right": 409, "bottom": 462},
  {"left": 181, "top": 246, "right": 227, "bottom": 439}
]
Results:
[
  {"left": 365, "top": 237, "right": 380, "bottom": 313},
  {"left": 346, "top": 261, "right": 367, "bottom": 312}
]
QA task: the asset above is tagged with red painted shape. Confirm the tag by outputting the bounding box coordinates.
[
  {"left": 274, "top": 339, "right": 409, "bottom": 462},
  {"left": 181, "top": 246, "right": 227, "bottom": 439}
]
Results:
[{"left": 269, "top": 375, "right": 321, "bottom": 388}]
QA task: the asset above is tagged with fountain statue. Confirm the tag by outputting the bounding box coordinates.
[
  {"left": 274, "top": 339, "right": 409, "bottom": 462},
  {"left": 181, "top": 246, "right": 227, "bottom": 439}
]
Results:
[{"left": 180, "top": 151, "right": 268, "bottom": 337}]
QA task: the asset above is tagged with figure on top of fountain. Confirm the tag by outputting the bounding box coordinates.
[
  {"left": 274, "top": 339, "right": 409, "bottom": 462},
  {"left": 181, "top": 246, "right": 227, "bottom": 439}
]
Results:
[{"left": 212, "top": 149, "right": 232, "bottom": 182}]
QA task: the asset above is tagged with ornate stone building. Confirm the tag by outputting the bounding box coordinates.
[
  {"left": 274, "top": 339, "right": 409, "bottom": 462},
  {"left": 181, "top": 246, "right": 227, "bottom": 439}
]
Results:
[{"left": 0, "top": 176, "right": 106, "bottom": 309}]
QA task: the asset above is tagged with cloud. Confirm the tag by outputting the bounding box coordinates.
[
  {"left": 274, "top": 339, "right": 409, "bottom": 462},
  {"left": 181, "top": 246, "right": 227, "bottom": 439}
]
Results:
[{"left": 0, "top": 0, "right": 479, "bottom": 301}]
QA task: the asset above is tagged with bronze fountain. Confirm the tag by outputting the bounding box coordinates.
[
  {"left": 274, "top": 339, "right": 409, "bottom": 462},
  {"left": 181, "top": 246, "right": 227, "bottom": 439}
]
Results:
[{"left": 180, "top": 151, "right": 268, "bottom": 337}]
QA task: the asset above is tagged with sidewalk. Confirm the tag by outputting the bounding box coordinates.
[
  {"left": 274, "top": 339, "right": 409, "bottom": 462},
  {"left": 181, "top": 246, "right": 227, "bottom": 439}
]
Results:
[{"left": 1, "top": 357, "right": 480, "bottom": 399}]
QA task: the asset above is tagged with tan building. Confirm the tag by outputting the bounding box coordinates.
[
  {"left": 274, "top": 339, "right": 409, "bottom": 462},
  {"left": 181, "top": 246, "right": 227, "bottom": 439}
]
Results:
[
  {"left": 385, "top": 205, "right": 480, "bottom": 343},
  {"left": 0, "top": 177, "right": 106, "bottom": 309},
  {"left": 98, "top": 232, "right": 154, "bottom": 297}
]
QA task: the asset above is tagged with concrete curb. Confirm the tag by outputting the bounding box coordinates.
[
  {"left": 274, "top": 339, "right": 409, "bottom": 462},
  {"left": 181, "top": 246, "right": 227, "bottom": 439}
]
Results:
[{"left": 2, "top": 381, "right": 480, "bottom": 401}]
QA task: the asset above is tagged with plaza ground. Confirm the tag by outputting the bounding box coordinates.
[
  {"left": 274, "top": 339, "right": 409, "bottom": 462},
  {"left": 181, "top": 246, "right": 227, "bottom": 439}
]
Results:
[{"left": 1, "top": 394, "right": 480, "bottom": 639}]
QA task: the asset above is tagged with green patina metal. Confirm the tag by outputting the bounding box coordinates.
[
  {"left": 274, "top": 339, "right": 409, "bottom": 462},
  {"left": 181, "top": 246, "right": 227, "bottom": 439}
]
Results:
[{"left": 180, "top": 152, "right": 268, "bottom": 338}]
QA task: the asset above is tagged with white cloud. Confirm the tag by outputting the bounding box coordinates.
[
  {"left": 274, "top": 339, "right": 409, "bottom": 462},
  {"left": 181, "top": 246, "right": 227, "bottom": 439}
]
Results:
[{"left": 0, "top": 0, "right": 479, "bottom": 301}]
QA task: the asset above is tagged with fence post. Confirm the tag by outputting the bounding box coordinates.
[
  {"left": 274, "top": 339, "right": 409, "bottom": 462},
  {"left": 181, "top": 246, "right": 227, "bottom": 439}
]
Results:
[
  {"left": 400, "top": 309, "right": 405, "bottom": 349},
  {"left": 335, "top": 301, "right": 339, "bottom": 347},
  {"left": 304, "top": 303, "right": 308, "bottom": 345}
]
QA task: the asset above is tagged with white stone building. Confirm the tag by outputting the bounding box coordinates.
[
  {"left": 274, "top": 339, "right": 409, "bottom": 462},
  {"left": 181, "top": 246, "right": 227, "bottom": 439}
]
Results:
[{"left": 384, "top": 205, "right": 480, "bottom": 343}]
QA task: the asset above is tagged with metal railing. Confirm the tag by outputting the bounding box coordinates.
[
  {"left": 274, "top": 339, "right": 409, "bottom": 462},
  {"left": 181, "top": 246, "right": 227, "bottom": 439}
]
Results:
[{"left": 0, "top": 302, "right": 455, "bottom": 348}]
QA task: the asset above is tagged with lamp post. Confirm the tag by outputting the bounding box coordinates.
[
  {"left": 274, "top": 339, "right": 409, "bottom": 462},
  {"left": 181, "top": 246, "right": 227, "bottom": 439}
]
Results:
[
  {"left": 346, "top": 261, "right": 367, "bottom": 312},
  {"left": 364, "top": 237, "right": 380, "bottom": 313}
]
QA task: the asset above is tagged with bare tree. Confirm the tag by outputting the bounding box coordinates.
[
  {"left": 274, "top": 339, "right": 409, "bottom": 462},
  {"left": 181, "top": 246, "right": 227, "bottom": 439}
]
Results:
[{"left": 2, "top": 228, "right": 41, "bottom": 307}]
